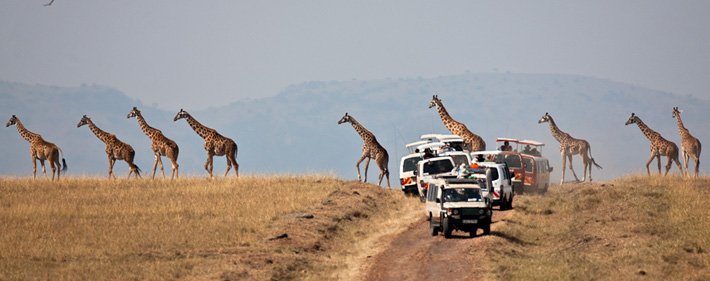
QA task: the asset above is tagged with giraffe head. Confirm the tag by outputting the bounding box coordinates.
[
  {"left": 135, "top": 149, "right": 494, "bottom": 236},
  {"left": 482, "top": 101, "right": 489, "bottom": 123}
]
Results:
[
  {"left": 337, "top": 112, "right": 353, "bottom": 125},
  {"left": 624, "top": 113, "right": 639, "bottom": 126},
  {"left": 173, "top": 109, "right": 190, "bottom": 122},
  {"left": 127, "top": 107, "right": 141, "bottom": 119},
  {"left": 77, "top": 115, "right": 91, "bottom": 128},
  {"left": 538, "top": 112, "right": 552, "bottom": 124},
  {"left": 428, "top": 95, "right": 440, "bottom": 109},
  {"left": 672, "top": 107, "right": 683, "bottom": 119},
  {"left": 5, "top": 115, "right": 18, "bottom": 127}
]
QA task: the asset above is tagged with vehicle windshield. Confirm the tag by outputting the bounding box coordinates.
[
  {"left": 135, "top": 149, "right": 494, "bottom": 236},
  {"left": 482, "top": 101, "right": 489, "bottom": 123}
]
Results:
[
  {"left": 443, "top": 188, "right": 482, "bottom": 202},
  {"left": 423, "top": 160, "right": 455, "bottom": 175},
  {"left": 402, "top": 156, "right": 422, "bottom": 172}
]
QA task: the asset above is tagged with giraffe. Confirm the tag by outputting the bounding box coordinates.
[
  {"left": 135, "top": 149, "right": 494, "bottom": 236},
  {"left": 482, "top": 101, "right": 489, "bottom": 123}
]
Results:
[
  {"left": 6, "top": 115, "right": 67, "bottom": 180},
  {"left": 77, "top": 115, "right": 141, "bottom": 179},
  {"left": 127, "top": 107, "right": 180, "bottom": 179},
  {"left": 428, "top": 95, "right": 486, "bottom": 152},
  {"left": 337, "top": 113, "right": 390, "bottom": 187},
  {"left": 625, "top": 113, "right": 682, "bottom": 176},
  {"left": 173, "top": 109, "right": 239, "bottom": 178},
  {"left": 538, "top": 112, "right": 602, "bottom": 184},
  {"left": 672, "top": 107, "right": 702, "bottom": 177}
]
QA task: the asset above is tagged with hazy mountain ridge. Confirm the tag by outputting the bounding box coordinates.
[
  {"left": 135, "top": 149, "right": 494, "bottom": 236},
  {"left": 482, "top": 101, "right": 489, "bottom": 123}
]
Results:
[{"left": 1, "top": 73, "right": 708, "bottom": 181}]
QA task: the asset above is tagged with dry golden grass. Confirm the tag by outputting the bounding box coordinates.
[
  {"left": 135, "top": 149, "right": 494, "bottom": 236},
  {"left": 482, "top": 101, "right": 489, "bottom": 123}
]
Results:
[
  {"left": 488, "top": 175, "right": 710, "bottom": 280},
  {"left": 0, "top": 175, "right": 345, "bottom": 280}
]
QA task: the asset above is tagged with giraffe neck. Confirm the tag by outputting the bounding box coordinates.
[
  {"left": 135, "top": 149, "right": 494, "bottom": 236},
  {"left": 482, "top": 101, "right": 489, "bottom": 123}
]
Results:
[
  {"left": 87, "top": 119, "right": 113, "bottom": 144},
  {"left": 184, "top": 115, "right": 212, "bottom": 139},
  {"left": 545, "top": 117, "right": 567, "bottom": 143},
  {"left": 13, "top": 119, "right": 40, "bottom": 143},
  {"left": 632, "top": 118, "right": 660, "bottom": 142},
  {"left": 348, "top": 117, "right": 375, "bottom": 143},
  {"left": 435, "top": 100, "right": 458, "bottom": 132},
  {"left": 675, "top": 114, "right": 691, "bottom": 137},
  {"left": 135, "top": 112, "right": 160, "bottom": 140}
]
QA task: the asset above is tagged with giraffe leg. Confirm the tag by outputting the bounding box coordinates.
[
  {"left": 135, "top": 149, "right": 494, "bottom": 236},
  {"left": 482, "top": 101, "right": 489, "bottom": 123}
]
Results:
[
  {"left": 656, "top": 155, "right": 662, "bottom": 175},
  {"left": 363, "top": 157, "right": 371, "bottom": 183},
  {"left": 49, "top": 159, "right": 57, "bottom": 181},
  {"left": 672, "top": 156, "right": 682, "bottom": 176},
  {"left": 32, "top": 157, "right": 38, "bottom": 180},
  {"left": 644, "top": 154, "right": 656, "bottom": 176},
  {"left": 152, "top": 155, "right": 159, "bottom": 179},
  {"left": 228, "top": 152, "right": 239, "bottom": 177},
  {"left": 204, "top": 154, "right": 214, "bottom": 178},
  {"left": 223, "top": 157, "right": 232, "bottom": 178},
  {"left": 355, "top": 154, "right": 367, "bottom": 182},
  {"left": 567, "top": 154, "right": 580, "bottom": 182},
  {"left": 694, "top": 157, "right": 700, "bottom": 178},
  {"left": 158, "top": 155, "right": 166, "bottom": 179},
  {"left": 39, "top": 159, "right": 49, "bottom": 180},
  {"left": 108, "top": 157, "right": 116, "bottom": 180},
  {"left": 169, "top": 156, "right": 179, "bottom": 180},
  {"left": 560, "top": 152, "right": 566, "bottom": 184},
  {"left": 664, "top": 156, "right": 674, "bottom": 176},
  {"left": 681, "top": 151, "right": 689, "bottom": 177},
  {"left": 579, "top": 152, "right": 589, "bottom": 182}
]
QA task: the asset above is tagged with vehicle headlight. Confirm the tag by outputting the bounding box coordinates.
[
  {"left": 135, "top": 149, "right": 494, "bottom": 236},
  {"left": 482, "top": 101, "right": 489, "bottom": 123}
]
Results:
[
  {"left": 479, "top": 209, "right": 484, "bottom": 215},
  {"left": 453, "top": 209, "right": 460, "bottom": 215}
]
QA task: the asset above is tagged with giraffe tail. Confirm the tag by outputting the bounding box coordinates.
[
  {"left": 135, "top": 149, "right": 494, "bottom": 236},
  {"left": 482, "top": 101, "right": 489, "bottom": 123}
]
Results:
[
  {"left": 588, "top": 145, "right": 603, "bottom": 169},
  {"left": 134, "top": 164, "right": 142, "bottom": 177},
  {"left": 58, "top": 147, "right": 68, "bottom": 172}
]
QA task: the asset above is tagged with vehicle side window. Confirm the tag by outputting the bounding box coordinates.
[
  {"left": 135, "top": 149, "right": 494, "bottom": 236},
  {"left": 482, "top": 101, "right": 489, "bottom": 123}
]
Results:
[
  {"left": 427, "top": 185, "right": 437, "bottom": 202},
  {"left": 489, "top": 168, "right": 499, "bottom": 181},
  {"left": 403, "top": 157, "right": 422, "bottom": 172},
  {"left": 523, "top": 158, "right": 534, "bottom": 173}
]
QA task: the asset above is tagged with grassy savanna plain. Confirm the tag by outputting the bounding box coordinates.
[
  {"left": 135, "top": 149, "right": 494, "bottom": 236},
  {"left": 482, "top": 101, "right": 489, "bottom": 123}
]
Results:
[
  {"left": 0, "top": 175, "right": 420, "bottom": 280},
  {"left": 488, "top": 175, "right": 710, "bottom": 280},
  {"left": 2, "top": 174, "right": 709, "bottom": 280}
]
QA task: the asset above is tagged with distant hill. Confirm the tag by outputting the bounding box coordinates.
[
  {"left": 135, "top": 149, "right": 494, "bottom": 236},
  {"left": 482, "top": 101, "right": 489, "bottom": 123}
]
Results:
[{"left": 1, "top": 73, "right": 708, "bottom": 183}]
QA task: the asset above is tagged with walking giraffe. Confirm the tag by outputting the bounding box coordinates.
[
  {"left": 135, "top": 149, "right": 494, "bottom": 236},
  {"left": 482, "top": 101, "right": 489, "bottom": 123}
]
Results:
[
  {"left": 6, "top": 115, "right": 67, "bottom": 180},
  {"left": 77, "top": 115, "right": 141, "bottom": 179},
  {"left": 173, "top": 109, "right": 238, "bottom": 178},
  {"left": 625, "top": 113, "right": 682, "bottom": 176},
  {"left": 428, "top": 95, "right": 486, "bottom": 151},
  {"left": 338, "top": 113, "right": 390, "bottom": 187},
  {"left": 127, "top": 107, "right": 180, "bottom": 179},
  {"left": 672, "top": 107, "right": 702, "bottom": 177},
  {"left": 538, "top": 112, "right": 602, "bottom": 184}
]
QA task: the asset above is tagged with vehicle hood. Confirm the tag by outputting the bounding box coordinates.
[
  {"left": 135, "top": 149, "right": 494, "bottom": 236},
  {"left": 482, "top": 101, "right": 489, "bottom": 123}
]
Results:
[{"left": 442, "top": 202, "right": 487, "bottom": 208}]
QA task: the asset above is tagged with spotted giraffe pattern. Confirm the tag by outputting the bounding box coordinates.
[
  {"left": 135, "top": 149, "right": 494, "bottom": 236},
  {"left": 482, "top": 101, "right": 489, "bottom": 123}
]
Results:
[
  {"left": 338, "top": 113, "right": 390, "bottom": 187},
  {"left": 538, "top": 112, "right": 602, "bottom": 184},
  {"left": 625, "top": 113, "right": 682, "bottom": 176},
  {"left": 672, "top": 107, "right": 701, "bottom": 177},
  {"left": 127, "top": 107, "right": 180, "bottom": 179},
  {"left": 77, "top": 115, "right": 141, "bottom": 179},
  {"left": 173, "top": 109, "right": 238, "bottom": 178},
  {"left": 6, "top": 115, "right": 67, "bottom": 180},
  {"left": 428, "top": 95, "right": 486, "bottom": 152}
]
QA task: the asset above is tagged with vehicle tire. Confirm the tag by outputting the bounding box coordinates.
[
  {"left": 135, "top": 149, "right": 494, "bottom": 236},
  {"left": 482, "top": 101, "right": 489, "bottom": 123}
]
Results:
[
  {"left": 430, "top": 217, "right": 439, "bottom": 236},
  {"left": 500, "top": 194, "right": 509, "bottom": 210},
  {"left": 508, "top": 193, "right": 514, "bottom": 210},
  {"left": 482, "top": 219, "right": 491, "bottom": 235},
  {"left": 442, "top": 217, "right": 452, "bottom": 238},
  {"left": 469, "top": 228, "right": 477, "bottom": 237}
]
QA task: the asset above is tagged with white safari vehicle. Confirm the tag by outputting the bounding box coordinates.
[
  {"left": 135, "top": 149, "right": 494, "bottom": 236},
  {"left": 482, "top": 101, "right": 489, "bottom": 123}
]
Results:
[
  {"left": 425, "top": 177, "right": 492, "bottom": 238},
  {"left": 469, "top": 151, "right": 515, "bottom": 210},
  {"left": 416, "top": 156, "right": 456, "bottom": 201}
]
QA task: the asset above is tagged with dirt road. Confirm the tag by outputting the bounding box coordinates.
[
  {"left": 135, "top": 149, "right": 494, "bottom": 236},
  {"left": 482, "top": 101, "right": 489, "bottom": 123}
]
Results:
[{"left": 363, "top": 209, "right": 511, "bottom": 281}]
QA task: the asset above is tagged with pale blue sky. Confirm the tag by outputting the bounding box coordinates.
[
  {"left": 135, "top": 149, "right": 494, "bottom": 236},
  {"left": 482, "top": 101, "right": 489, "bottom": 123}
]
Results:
[{"left": 2, "top": 1, "right": 710, "bottom": 110}]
